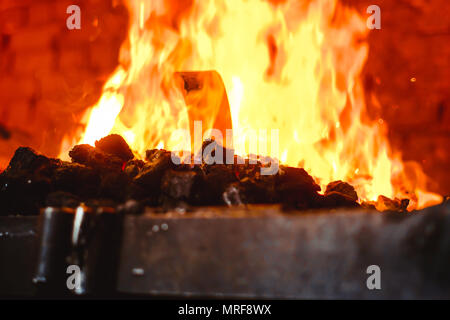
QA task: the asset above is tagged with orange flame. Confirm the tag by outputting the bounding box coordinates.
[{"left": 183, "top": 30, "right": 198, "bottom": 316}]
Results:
[{"left": 60, "top": 0, "right": 442, "bottom": 209}]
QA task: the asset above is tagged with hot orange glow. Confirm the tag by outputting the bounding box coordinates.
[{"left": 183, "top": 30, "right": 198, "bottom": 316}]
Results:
[{"left": 59, "top": 0, "right": 442, "bottom": 209}]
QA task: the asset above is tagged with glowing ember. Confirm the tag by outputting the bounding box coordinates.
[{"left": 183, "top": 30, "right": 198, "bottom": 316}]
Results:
[{"left": 60, "top": 0, "right": 441, "bottom": 209}]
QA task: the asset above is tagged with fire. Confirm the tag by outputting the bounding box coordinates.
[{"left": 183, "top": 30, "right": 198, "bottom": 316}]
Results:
[{"left": 60, "top": 0, "right": 441, "bottom": 209}]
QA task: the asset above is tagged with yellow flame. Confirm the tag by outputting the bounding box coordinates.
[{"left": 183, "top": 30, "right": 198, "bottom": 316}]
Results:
[{"left": 61, "top": 0, "right": 441, "bottom": 209}]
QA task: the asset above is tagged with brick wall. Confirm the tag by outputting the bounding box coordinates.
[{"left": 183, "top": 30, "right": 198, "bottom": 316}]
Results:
[
  {"left": 0, "top": 0, "right": 128, "bottom": 166},
  {"left": 345, "top": 0, "right": 450, "bottom": 194}
]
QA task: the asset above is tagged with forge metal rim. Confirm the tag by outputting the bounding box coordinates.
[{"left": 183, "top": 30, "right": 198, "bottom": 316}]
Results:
[{"left": 1, "top": 203, "right": 449, "bottom": 299}]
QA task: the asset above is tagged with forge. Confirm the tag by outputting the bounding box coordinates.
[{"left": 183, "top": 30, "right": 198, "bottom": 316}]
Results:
[
  {"left": 1, "top": 204, "right": 450, "bottom": 299},
  {"left": 0, "top": 0, "right": 449, "bottom": 299}
]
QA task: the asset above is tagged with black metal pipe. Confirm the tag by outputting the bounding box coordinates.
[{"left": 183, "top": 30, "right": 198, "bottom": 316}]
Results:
[{"left": 33, "top": 207, "right": 74, "bottom": 296}]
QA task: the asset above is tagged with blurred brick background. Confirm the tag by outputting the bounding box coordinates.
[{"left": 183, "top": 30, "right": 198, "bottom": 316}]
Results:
[
  {"left": 0, "top": 0, "right": 449, "bottom": 195},
  {"left": 344, "top": 0, "right": 450, "bottom": 195},
  {"left": 0, "top": 0, "right": 128, "bottom": 165}
]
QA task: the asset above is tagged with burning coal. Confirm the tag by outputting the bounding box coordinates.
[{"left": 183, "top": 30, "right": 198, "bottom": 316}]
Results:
[
  {"left": 56, "top": 0, "right": 442, "bottom": 209},
  {"left": 0, "top": 133, "right": 417, "bottom": 216}
]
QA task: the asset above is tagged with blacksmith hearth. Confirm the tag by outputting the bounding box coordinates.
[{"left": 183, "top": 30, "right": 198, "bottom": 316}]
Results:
[{"left": 0, "top": 0, "right": 449, "bottom": 299}]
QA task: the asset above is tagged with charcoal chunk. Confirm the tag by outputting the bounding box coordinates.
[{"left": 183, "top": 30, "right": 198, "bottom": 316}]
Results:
[
  {"left": 361, "top": 201, "right": 377, "bottom": 210},
  {"left": 95, "top": 134, "right": 134, "bottom": 161},
  {"left": 124, "top": 159, "right": 145, "bottom": 178},
  {"left": 68, "top": 144, "right": 93, "bottom": 164},
  {"left": 51, "top": 162, "right": 100, "bottom": 198},
  {"left": 361, "top": 196, "right": 409, "bottom": 212},
  {"left": 277, "top": 166, "right": 320, "bottom": 192},
  {"left": 98, "top": 170, "right": 129, "bottom": 200},
  {"left": 325, "top": 180, "right": 358, "bottom": 202},
  {"left": 134, "top": 149, "right": 173, "bottom": 189},
  {"left": 0, "top": 147, "right": 57, "bottom": 215},
  {"left": 233, "top": 161, "right": 261, "bottom": 180},
  {"left": 311, "top": 180, "right": 361, "bottom": 208},
  {"left": 161, "top": 170, "right": 197, "bottom": 200},
  {"left": 374, "top": 195, "right": 409, "bottom": 212},
  {"left": 191, "top": 164, "right": 237, "bottom": 205},
  {"left": 69, "top": 144, "right": 123, "bottom": 171},
  {"left": 3, "top": 147, "right": 59, "bottom": 178},
  {"left": 276, "top": 166, "right": 321, "bottom": 209},
  {"left": 320, "top": 192, "right": 360, "bottom": 208},
  {"left": 236, "top": 171, "right": 278, "bottom": 203},
  {"left": 198, "top": 138, "right": 228, "bottom": 164},
  {"left": 160, "top": 169, "right": 198, "bottom": 210}
]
